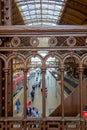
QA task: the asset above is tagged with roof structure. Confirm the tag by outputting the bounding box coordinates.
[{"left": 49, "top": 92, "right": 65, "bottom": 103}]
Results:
[
  {"left": 13, "top": 0, "right": 87, "bottom": 26},
  {"left": 14, "top": 0, "right": 67, "bottom": 26}
]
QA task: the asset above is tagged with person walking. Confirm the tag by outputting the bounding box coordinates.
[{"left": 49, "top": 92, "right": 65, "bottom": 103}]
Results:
[
  {"left": 15, "top": 99, "right": 21, "bottom": 113},
  {"left": 30, "top": 90, "right": 35, "bottom": 102}
]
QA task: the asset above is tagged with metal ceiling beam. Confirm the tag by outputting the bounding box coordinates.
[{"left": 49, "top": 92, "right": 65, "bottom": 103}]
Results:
[{"left": 0, "top": 25, "right": 87, "bottom": 36}]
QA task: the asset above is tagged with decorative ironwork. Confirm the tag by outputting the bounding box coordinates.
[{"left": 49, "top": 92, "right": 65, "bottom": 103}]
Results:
[
  {"left": 0, "top": 119, "right": 86, "bottom": 130},
  {"left": 4, "top": 0, "right": 12, "bottom": 25},
  {"left": 0, "top": 26, "right": 87, "bottom": 129},
  {"left": 48, "top": 37, "right": 57, "bottom": 47},
  {"left": 11, "top": 37, "right": 21, "bottom": 47},
  {"left": 30, "top": 37, "right": 39, "bottom": 47},
  {"left": 67, "top": 36, "right": 76, "bottom": 46}
]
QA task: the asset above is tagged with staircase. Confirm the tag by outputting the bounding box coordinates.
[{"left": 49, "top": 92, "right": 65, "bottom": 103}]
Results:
[{"left": 49, "top": 73, "right": 87, "bottom": 116}]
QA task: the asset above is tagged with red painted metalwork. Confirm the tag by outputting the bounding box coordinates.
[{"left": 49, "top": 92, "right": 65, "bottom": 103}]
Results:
[{"left": 82, "top": 111, "right": 87, "bottom": 117}]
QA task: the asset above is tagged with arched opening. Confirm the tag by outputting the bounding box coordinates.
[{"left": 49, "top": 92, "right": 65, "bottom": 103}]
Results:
[
  {"left": 63, "top": 56, "right": 80, "bottom": 116},
  {"left": 45, "top": 56, "right": 61, "bottom": 116},
  {"left": 26, "top": 56, "right": 42, "bottom": 118},
  {"left": 8, "top": 56, "right": 24, "bottom": 117},
  {"left": 82, "top": 57, "right": 87, "bottom": 112}
]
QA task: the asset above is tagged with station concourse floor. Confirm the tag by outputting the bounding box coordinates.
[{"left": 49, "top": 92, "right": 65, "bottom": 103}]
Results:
[{"left": 13, "top": 70, "right": 61, "bottom": 117}]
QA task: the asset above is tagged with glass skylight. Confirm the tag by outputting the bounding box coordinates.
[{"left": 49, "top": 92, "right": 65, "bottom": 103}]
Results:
[{"left": 15, "top": 0, "right": 67, "bottom": 26}]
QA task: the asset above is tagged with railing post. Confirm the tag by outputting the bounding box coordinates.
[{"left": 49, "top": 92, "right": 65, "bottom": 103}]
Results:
[
  {"left": 23, "top": 68, "right": 28, "bottom": 119},
  {"left": 79, "top": 67, "right": 83, "bottom": 118},
  {"left": 4, "top": 68, "right": 9, "bottom": 130},
  {"left": 41, "top": 67, "right": 46, "bottom": 118},
  {"left": 60, "top": 67, "right": 65, "bottom": 119},
  {"left": 23, "top": 68, "right": 28, "bottom": 130}
]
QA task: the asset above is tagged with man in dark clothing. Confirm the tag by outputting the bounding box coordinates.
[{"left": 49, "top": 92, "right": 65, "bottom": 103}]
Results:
[{"left": 30, "top": 90, "right": 35, "bottom": 102}]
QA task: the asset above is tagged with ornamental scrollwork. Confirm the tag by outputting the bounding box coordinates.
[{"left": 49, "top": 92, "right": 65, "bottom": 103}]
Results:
[
  {"left": 11, "top": 37, "right": 21, "bottom": 47},
  {"left": 67, "top": 36, "right": 76, "bottom": 46},
  {"left": 48, "top": 37, "right": 58, "bottom": 47},
  {"left": 30, "top": 37, "right": 39, "bottom": 47}
]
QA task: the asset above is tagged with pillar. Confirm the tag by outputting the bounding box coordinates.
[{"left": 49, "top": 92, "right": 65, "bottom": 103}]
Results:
[
  {"left": 41, "top": 67, "right": 46, "bottom": 118},
  {"left": 0, "top": 0, "right": 12, "bottom": 117},
  {"left": 4, "top": 68, "right": 9, "bottom": 130},
  {"left": 60, "top": 67, "right": 64, "bottom": 119},
  {"left": 79, "top": 67, "right": 83, "bottom": 118},
  {"left": 23, "top": 68, "right": 28, "bottom": 119}
]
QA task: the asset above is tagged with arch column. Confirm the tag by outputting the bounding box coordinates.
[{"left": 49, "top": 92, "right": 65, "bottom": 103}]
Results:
[
  {"left": 79, "top": 67, "right": 83, "bottom": 118},
  {"left": 41, "top": 67, "right": 46, "bottom": 118},
  {"left": 23, "top": 68, "right": 28, "bottom": 119},
  {"left": 4, "top": 68, "right": 9, "bottom": 118},
  {"left": 60, "top": 67, "right": 64, "bottom": 119},
  {"left": 4, "top": 68, "right": 9, "bottom": 130}
]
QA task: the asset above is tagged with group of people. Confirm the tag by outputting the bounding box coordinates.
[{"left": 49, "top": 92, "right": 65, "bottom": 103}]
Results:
[
  {"left": 26, "top": 106, "right": 39, "bottom": 117},
  {"left": 15, "top": 99, "right": 39, "bottom": 118}
]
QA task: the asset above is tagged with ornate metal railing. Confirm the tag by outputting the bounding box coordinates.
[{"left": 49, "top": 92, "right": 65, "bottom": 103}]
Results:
[
  {"left": 0, "top": 117, "right": 87, "bottom": 130},
  {"left": 0, "top": 25, "right": 87, "bottom": 129}
]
